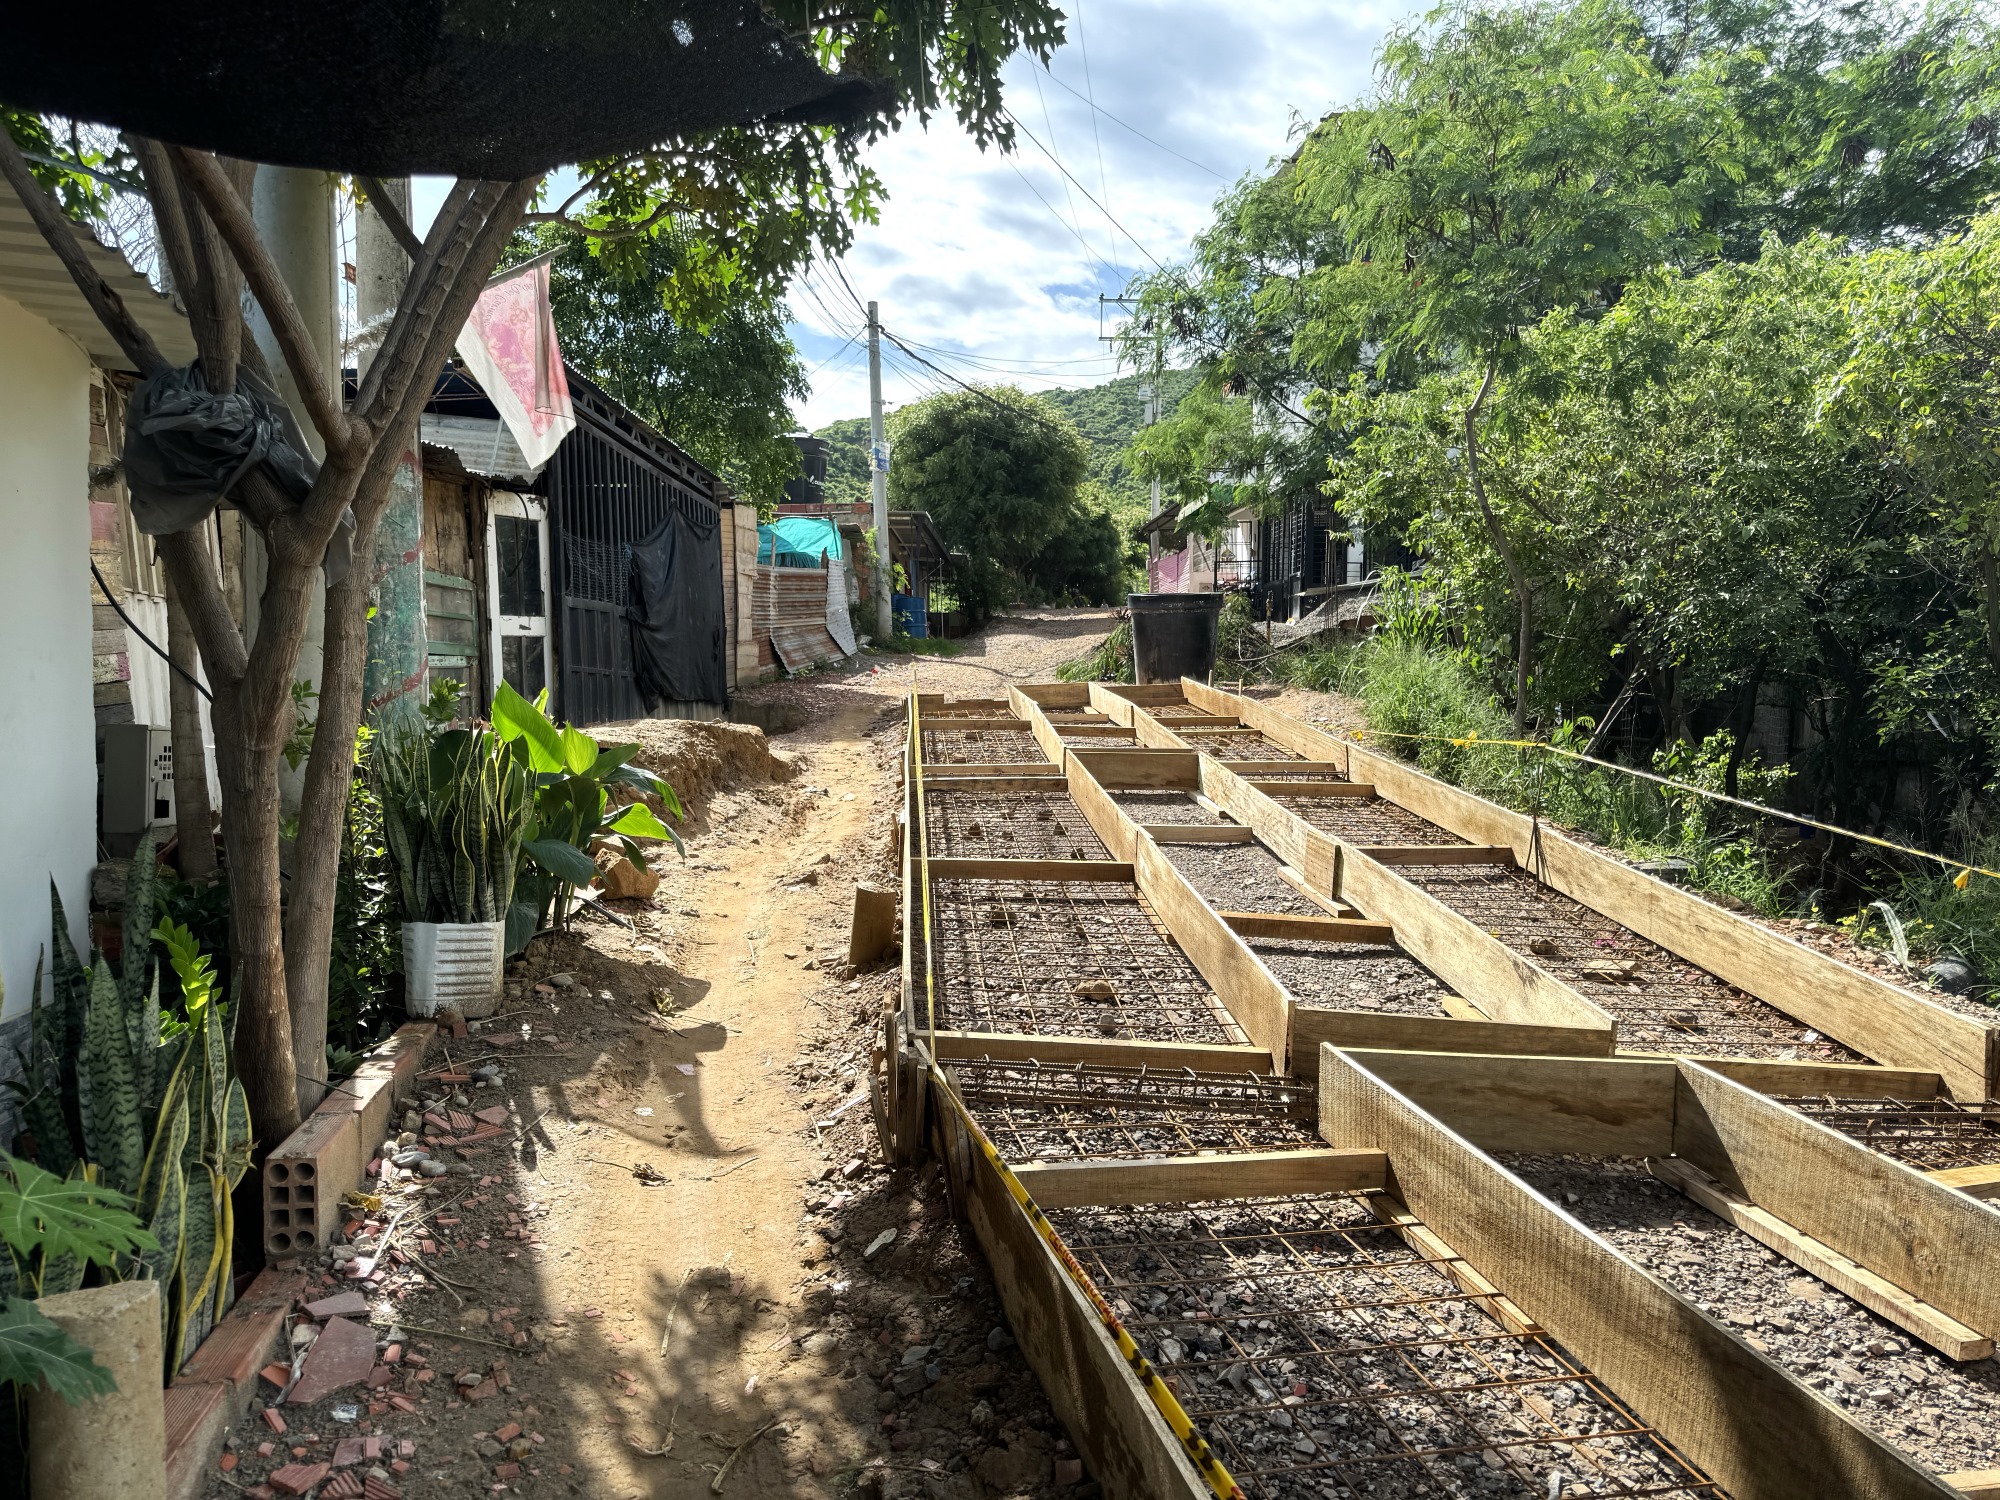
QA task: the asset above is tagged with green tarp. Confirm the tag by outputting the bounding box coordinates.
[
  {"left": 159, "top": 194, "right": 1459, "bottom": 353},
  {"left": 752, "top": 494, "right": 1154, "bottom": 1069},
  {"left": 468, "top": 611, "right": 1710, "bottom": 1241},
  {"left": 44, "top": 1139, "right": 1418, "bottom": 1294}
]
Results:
[{"left": 759, "top": 516, "right": 842, "bottom": 566}]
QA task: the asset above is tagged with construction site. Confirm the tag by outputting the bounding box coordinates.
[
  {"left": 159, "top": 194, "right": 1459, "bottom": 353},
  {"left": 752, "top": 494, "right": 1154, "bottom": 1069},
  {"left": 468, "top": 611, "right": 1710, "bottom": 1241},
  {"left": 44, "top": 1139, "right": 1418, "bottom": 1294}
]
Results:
[{"left": 872, "top": 677, "right": 2000, "bottom": 1500}]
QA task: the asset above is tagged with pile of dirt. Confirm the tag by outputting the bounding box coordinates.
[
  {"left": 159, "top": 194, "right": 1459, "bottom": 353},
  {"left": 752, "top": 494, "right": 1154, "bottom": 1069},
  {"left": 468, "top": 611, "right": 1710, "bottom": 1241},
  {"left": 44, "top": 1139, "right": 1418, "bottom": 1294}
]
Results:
[{"left": 597, "top": 718, "right": 796, "bottom": 812}]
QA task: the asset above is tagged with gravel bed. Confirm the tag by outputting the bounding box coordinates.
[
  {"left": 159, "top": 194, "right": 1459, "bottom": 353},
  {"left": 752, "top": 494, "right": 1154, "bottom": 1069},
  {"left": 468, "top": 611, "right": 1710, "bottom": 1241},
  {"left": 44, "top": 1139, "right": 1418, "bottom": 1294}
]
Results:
[
  {"left": 1050, "top": 1193, "right": 1718, "bottom": 1500},
  {"left": 1505, "top": 1153, "right": 2000, "bottom": 1476},
  {"left": 925, "top": 878, "right": 1239, "bottom": 1045},
  {"left": 1284, "top": 795, "right": 1465, "bottom": 846},
  {"left": 924, "top": 789, "right": 1110, "bottom": 860},
  {"left": 1113, "top": 790, "right": 1229, "bottom": 825},
  {"left": 1193, "top": 732, "right": 1296, "bottom": 760},
  {"left": 923, "top": 728, "right": 1048, "bottom": 764},
  {"left": 1167, "top": 845, "right": 1456, "bottom": 1017}
]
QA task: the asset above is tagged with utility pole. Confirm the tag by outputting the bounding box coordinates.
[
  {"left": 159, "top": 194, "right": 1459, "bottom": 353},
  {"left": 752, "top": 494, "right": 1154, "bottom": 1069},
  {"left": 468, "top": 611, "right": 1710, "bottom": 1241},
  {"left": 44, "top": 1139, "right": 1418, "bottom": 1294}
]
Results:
[
  {"left": 867, "top": 299, "right": 893, "bottom": 641},
  {"left": 356, "top": 177, "right": 426, "bottom": 726}
]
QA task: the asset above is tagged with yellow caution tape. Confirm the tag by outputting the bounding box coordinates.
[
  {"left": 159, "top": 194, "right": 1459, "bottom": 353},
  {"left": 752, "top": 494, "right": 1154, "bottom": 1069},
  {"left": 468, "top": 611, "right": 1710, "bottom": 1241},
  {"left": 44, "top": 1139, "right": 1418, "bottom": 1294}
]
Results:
[{"left": 1344, "top": 726, "right": 1999, "bottom": 888}]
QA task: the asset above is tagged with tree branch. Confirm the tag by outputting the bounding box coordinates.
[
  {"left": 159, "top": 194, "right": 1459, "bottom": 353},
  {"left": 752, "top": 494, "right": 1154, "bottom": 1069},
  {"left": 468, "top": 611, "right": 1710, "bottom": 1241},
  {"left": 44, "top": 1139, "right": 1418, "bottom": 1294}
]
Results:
[
  {"left": 0, "top": 129, "right": 169, "bottom": 377},
  {"left": 520, "top": 198, "right": 673, "bottom": 242},
  {"left": 356, "top": 176, "right": 424, "bottom": 260},
  {"left": 156, "top": 529, "right": 248, "bottom": 685},
  {"left": 170, "top": 146, "right": 357, "bottom": 453},
  {"left": 133, "top": 139, "right": 247, "bottom": 392},
  {"left": 351, "top": 178, "right": 485, "bottom": 418}
]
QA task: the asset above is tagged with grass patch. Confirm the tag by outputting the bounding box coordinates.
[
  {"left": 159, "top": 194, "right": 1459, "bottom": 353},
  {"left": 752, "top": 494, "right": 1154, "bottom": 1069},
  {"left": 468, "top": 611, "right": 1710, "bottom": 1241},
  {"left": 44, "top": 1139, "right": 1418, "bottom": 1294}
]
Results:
[
  {"left": 870, "top": 633, "right": 962, "bottom": 657},
  {"left": 1056, "top": 619, "right": 1132, "bottom": 682}
]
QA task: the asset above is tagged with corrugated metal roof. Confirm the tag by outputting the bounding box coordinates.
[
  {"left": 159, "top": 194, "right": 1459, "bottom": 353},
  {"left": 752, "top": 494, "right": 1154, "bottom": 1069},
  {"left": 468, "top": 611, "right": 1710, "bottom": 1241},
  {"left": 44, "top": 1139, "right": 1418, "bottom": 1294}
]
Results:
[{"left": 0, "top": 176, "right": 195, "bottom": 371}]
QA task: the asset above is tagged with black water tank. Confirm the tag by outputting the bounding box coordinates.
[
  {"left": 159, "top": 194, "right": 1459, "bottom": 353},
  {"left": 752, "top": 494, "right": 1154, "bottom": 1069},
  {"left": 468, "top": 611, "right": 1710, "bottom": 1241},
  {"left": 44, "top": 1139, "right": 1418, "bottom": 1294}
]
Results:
[{"left": 1128, "top": 592, "right": 1222, "bottom": 685}]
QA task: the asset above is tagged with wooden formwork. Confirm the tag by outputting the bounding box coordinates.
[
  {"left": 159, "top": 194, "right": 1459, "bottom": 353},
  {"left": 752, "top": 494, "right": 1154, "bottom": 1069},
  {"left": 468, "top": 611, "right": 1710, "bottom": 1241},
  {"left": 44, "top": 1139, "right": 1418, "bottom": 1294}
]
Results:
[{"left": 886, "top": 688, "right": 1998, "bottom": 1500}]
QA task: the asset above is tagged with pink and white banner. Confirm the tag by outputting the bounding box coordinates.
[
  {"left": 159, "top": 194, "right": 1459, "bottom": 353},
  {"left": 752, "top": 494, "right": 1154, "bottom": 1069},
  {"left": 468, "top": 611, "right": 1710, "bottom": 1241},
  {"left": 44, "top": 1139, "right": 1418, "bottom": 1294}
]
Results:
[{"left": 455, "top": 258, "right": 575, "bottom": 471}]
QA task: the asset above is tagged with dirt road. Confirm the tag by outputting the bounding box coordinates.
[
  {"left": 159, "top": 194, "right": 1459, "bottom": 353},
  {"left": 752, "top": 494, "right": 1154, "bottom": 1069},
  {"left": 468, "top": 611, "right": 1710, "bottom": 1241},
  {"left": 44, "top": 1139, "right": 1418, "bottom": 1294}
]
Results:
[{"left": 210, "top": 611, "right": 1113, "bottom": 1500}]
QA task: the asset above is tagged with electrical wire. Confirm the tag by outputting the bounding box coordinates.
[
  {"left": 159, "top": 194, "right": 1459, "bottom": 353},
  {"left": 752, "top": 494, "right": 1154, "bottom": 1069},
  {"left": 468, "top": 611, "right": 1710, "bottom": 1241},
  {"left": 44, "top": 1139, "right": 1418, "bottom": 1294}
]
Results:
[
  {"left": 1067, "top": 3, "right": 1115, "bottom": 223},
  {"left": 91, "top": 561, "right": 214, "bottom": 702},
  {"left": 1038, "top": 67, "right": 1228, "bottom": 180}
]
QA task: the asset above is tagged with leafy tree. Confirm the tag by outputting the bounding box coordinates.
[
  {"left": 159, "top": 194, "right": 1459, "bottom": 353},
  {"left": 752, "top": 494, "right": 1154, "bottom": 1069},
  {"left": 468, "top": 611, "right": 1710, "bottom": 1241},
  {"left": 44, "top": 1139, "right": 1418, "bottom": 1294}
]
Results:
[
  {"left": 533, "top": 226, "right": 808, "bottom": 510},
  {"left": 1294, "top": 0, "right": 1734, "bottom": 728},
  {"left": 886, "top": 386, "right": 1115, "bottom": 612},
  {"left": 814, "top": 415, "right": 875, "bottom": 507},
  {"left": 1, "top": 0, "right": 1064, "bottom": 1147}
]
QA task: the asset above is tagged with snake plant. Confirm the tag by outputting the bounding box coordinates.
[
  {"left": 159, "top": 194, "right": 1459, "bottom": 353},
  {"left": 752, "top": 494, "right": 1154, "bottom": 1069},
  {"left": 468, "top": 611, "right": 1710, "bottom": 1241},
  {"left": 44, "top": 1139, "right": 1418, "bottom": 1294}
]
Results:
[{"left": 4, "top": 835, "right": 252, "bottom": 1370}]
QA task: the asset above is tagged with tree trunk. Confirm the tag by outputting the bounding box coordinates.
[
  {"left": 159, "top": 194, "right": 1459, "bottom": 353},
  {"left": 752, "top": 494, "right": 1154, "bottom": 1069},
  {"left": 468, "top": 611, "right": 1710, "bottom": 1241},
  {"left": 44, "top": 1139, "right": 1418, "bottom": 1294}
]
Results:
[
  {"left": 284, "top": 498, "right": 386, "bottom": 1114},
  {"left": 163, "top": 561, "right": 217, "bottom": 880},
  {"left": 1461, "top": 357, "right": 1532, "bottom": 733}
]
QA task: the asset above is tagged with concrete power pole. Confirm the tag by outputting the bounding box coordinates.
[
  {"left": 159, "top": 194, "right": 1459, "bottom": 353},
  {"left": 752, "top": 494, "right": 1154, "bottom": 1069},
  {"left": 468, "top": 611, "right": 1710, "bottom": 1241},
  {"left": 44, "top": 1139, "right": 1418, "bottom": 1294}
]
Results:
[
  {"left": 356, "top": 178, "right": 426, "bottom": 725},
  {"left": 867, "top": 299, "right": 893, "bottom": 641}
]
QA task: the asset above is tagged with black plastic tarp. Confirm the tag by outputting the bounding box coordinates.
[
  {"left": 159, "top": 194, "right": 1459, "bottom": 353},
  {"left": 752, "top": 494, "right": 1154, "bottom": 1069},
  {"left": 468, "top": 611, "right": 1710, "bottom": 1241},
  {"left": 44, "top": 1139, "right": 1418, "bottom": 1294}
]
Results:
[{"left": 625, "top": 508, "right": 727, "bottom": 711}]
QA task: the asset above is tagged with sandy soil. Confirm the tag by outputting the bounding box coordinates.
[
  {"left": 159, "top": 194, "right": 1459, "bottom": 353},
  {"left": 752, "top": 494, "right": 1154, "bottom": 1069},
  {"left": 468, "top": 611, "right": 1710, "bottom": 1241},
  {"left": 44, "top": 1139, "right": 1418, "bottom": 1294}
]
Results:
[{"left": 205, "top": 612, "right": 1115, "bottom": 1500}]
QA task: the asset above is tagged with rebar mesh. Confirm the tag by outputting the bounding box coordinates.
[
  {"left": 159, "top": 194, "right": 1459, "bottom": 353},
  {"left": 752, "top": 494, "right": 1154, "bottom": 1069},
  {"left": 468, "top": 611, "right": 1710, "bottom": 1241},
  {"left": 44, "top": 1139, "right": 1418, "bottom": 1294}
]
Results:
[
  {"left": 1187, "top": 730, "right": 1296, "bottom": 761},
  {"left": 952, "top": 1060, "right": 1318, "bottom": 1162},
  {"left": 1053, "top": 1194, "right": 1722, "bottom": 1500},
  {"left": 927, "top": 877, "right": 1244, "bottom": 1044},
  {"left": 922, "top": 728, "right": 1049, "bottom": 765},
  {"left": 923, "top": 789, "right": 1110, "bottom": 859},
  {"left": 1775, "top": 1095, "right": 2000, "bottom": 1170},
  {"left": 1282, "top": 794, "right": 1471, "bottom": 847},
  {"left": 1113, "top": 790, "right": 1229, "bottom": 825}
]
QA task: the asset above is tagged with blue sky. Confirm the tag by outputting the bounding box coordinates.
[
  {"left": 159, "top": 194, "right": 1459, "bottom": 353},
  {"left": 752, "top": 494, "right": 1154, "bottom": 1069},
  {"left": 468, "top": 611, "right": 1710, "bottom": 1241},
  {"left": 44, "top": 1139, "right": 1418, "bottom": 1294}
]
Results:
[{"left": 417, "top": 3, "right": 1420, "bottom": 429}]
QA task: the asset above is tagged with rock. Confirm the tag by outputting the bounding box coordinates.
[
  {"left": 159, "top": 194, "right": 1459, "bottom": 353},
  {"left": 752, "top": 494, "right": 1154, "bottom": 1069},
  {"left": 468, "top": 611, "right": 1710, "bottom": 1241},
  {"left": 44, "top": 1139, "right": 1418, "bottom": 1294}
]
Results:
[
  {"left": 1054, "top": 1458, "right": 1084, "bottom": 1487},
  {"left": 863, "top": 1228, "right": 898, "bottom": 1259},
  {"left": 1071, "top": 978, "right": 1117, "bottom": 1002},
  {"left": 550, "top": 973, "right": 575, "bottom": 988},
  {"left": 892, "top": 1368, "right": 929, "bottom": 1397},
  {"left": 875, "top": 1391, "right": 899, "bottom": 1413},
  {"left": 802, "top": 1333, "right": 841, "bottom": 1357},
  {"left": 600, "top": 858, "right": 660, "bottom": 901},
  {"left": 1923, "top": 957, "right": 1976, "bottom": 993},
  {"left": 986, "top": 1325, "right": 1013, "bottom": 1352}
]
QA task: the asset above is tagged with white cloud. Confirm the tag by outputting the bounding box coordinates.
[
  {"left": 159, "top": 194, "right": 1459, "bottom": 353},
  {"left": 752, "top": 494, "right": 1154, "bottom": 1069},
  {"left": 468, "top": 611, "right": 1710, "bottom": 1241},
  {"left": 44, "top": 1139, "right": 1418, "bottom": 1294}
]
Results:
[{"left": 792, "top": 0, "right": 1421, "bottom": 428}]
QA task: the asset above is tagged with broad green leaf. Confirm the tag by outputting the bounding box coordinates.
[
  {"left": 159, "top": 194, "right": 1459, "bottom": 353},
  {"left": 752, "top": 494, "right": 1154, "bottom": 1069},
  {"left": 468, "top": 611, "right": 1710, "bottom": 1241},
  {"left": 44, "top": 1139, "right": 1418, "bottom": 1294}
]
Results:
[
  {"left": 0, "top": 1156, "right": 156, "bottom": 1270},
  {"left": 589, "top": 743, "right": 641, "bottom": 777},
  {"left": 523, "top": 838, "right": 600, "bottom": 886},
  {"left": 558, "top": 725, "right": 599, "bottom": 776},
  {"left": 0, "top": 1297, "right": 116, "bottom": 1404},
  {"left": 490, "top": 680, "right": 566, "bottom": 772},
  {"left": 606, "top": 802, "right": 673, "bottom": 839}
]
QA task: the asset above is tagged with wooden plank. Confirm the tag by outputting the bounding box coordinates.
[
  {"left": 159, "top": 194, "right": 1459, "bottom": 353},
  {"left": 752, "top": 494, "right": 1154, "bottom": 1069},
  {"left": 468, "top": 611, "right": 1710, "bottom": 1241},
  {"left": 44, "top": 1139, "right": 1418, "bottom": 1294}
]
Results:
[
  {"left": 1292, "top": 1009, "right": 1617, "bottom": 1059},
  {"left": 922, "top": 775, "right": 1069, "bottom": 793},
  {"left": 943, "top": 1102, "right": 1213, "bottom": 1500},
  {"left": 1347, "top": 740, "right": 2000, "bottom": 1099},
  {"left": 1132, "top": 835, "right": 1292, "bottom": 1070},
  {"left": 921, "top": 717, "right": 1036, "bottom": 732},
  {"left": 918, "top": 762, "right": 1057, "bottom": 777},
  {"left": 1674, "top": 1061, "right": 2000, "bottom": 1343},
  {"left": 1098, "top": 683, "right": 1189, "bottom": 705},
  {"left": 1357, "top": 844, "right": 1514, "bottom": 866},
  {"left": 1140, "top": 824, "right": 1254, "bottom": 844},
  {"left": 927, "top": 1029, "right": 1273, "bottom": 1074},
  {"left": 1122, "top": 703, "right": 1190, "bottom": 751},
  {"left": 1049, "top": 724, "right": 1138, "bottom": 738},
  {"left": 1171, "top": 726, "right": 1264, "bottom": 739},
  {"left": 1945, "top": 1469, "right": 2000, "bottom": 1498},
  {"left": 926, "top": 857, "right": 1135, "bottom": 882},
  {"left": 1630, "top": 1055, "right": 1946, "bottom": 1100},
  {"left": 1337, "top": 1049, "right": 1677, "bottom": 1156},
  {"left": 1648, "top": 1155, "right": 1994, "bottom": 1361},
  {"left": 1201, "top": 759, "right": 1616, "bottom": 1040},
  {"left": 1085, "top": 682, "right": 1141, "bottom": 725},
  {"left": 1012, "top": 1148, "right": 1387, "bottom": 1208},
  {"left": 1245, "top": 780, "right": 1377, "bottom": 798},
  {"left": 1273, "top": 865, "right": 1363, "bottom": 919},
  {"left": 1063, "top": 761, "right": 1140, "bottom": 863},
  {"left": 1199, "top": 759, "right": 1318, "bottom": 775},
  {"left": 1180, "top": 679, "right": 1356, "bottom": 768},
  {"left": 1012, "top": 684, "right": 1093, "bottom": 708},
  {"left": 1009, "top": 687, "right": 1071, "bottom": 766},
  {"left": 1317, "top": 1045, "right": 1962, "bottom": 1500},
  {"left": 1928, "top": 1165, "right": 2000, "bottom": 1201},
  {"left": 1066, "top": 748, "right": 1199, "bottom": 789},
  {"left": 1220, "top": 911, "right": 1396, "bottom": 945}
]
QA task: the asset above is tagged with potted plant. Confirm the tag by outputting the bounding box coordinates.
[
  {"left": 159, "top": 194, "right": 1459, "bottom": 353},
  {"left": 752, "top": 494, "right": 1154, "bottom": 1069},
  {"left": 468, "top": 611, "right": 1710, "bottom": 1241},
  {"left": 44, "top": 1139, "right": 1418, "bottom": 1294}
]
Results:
[{"left": 371, "top": 686, "right": 531, "bottom": 1018}]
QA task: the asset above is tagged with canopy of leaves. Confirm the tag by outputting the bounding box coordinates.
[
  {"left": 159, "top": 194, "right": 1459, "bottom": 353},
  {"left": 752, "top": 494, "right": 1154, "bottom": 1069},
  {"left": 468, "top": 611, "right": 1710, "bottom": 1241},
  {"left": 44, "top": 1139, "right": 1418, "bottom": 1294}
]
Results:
[
  {"left": 525, "top": 225, "right": 807, "bottom": 510},
  {"left": 885, "top": 386, "right": 1121, "bottom": 611}
]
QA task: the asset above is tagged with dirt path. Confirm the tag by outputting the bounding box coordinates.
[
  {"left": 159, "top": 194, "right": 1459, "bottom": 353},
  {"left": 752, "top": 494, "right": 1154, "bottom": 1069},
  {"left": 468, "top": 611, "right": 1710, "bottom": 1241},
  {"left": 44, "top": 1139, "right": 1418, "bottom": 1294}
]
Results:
[{"left": 210, "top": 611, "right": 1112, "bottom": 1500}]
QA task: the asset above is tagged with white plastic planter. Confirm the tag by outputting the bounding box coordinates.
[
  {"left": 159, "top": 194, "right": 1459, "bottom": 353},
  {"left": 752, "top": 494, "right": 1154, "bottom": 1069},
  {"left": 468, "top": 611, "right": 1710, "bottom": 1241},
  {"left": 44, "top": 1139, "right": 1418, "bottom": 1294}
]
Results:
[{"left": 402, "top": 921, "right": 504, "bottom": 1019}]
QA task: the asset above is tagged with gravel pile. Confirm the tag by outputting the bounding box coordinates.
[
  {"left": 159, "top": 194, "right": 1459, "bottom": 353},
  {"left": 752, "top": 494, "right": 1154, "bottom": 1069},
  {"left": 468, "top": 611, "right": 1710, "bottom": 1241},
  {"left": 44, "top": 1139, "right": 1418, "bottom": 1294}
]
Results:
[
  {"left": 1505, "top": 1153, "right": 2000, "bottom": 1476},
  {"left": 1111, "top": 790, "right": 1229, "bottom": 825}
]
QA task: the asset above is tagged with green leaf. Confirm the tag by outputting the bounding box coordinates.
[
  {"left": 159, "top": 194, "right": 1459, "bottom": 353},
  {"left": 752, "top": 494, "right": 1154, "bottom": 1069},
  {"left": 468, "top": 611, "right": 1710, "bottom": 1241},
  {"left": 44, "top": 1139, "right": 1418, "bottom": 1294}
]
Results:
[
  {"left": 0, "top": 1155, "right": 156, "bottom": 1271},
  {"left": 82, "top": 960, "right": 144, "bottom": 1196},
  {"left": 558, "top": 725, "right": 599, "bottom": 776},
  {"left": 119, "top": 828, "right": 159, "bottom": 1018},
  {"left": 606, "top": 802, "right": 673, "bottom": 840},
  {"left": 0, "top": 1297, "right": 116, "bottom": 1404},
  {"left": 490, "top": 680, "right": 567, "bottom": 773},
  {"left": 523, "top": 838, "right": 600, "bottom": 886}
]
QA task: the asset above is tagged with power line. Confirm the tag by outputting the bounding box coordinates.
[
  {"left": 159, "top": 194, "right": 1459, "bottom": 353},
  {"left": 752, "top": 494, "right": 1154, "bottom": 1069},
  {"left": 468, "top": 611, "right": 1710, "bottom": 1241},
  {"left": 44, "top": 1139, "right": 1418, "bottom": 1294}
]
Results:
[
  {"left": 1028, "top": 58, "right": 1102, "bottom": 272},
  {"left": 1067, "top": 1, "right": 1114, "bottom": 215},
  {"left": 1003, "top": 107, "right": 1167, "bottom": 276},
  {"left": 1039, "top": 67, "right": 1228, "bottom": 181}
]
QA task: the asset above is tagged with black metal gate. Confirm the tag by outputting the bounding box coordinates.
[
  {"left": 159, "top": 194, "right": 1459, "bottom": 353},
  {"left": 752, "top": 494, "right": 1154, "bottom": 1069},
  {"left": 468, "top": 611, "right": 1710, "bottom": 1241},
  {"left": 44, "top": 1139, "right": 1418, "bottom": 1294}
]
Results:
[{"left": 545, "top": 371, "right": 725, "bottom": 725}]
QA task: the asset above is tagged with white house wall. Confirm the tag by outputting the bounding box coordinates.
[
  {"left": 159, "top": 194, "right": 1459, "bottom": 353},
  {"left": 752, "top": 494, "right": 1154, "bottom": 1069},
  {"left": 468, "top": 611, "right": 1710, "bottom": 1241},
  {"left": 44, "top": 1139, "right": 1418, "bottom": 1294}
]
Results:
[{"left": 0, "top": 292, "right": 97, "bottom": 1023}]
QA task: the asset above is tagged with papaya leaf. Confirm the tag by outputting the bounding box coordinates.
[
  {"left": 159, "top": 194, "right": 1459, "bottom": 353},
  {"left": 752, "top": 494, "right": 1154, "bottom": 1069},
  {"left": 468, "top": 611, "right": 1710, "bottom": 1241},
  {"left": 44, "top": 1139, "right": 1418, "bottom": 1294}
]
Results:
[
  {"left": 0, "top": 1155, "right": 156, "bottom": 1272},
  {"left": 0, "top": 1297, "right": 116, "bottom": 1404}
]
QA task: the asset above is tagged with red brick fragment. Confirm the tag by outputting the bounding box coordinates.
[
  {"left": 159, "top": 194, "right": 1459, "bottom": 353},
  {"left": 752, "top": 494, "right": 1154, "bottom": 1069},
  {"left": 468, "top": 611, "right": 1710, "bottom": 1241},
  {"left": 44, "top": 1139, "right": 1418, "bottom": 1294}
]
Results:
[
  {"left": 473, "top": 1105, "right": 510, "bottom": 1126},
  {"left": 493, "top": 1422, "right": 522, "bottom": 1442},
  {"left": 363, "top": 1479, "right": 404, "bottom": 1500},
  {"left": 305, "top": 1290, "right": 371, "bottom": 1319},
  {"left": 261, "top": 1407, "right": 288, "bottom": 1434},
  {"left": 495, "top": 1462, "right": 521, "bottom": 1479},
  {"left": 289, "top": 1315, "right": 378, "bottom": 1405},
  {"left": 218, "top": 1452, "right": 238, "bottom": 1472},
  {"left": 259, "top": 1362, "right": 292, "bottom": 1389},
  {"left": 269, "top": 1461, "right": 331, "bottom": 1495},
  {"left": 320, "top": 1471, "right": 366, "bottom": 1499},
  {"left": 332, "top": 1436, "right": 367, "bottom": 1466}
]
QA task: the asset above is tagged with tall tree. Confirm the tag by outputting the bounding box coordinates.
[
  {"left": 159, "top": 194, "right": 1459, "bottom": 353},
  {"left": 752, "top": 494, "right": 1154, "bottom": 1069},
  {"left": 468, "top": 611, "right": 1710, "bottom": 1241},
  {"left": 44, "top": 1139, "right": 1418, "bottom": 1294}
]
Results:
[
  {"left": 886, "top": 386, "right": 1111, "bottom": 613},
  {"left": 2, "top": 0, "right": 1064, "bottom": 1147},
  {"left": 1293, "top": 0, "right": 1732, "bottom": 728},
  {"left": 536, "top": 227, "right": 808, "bottom": 509}
]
